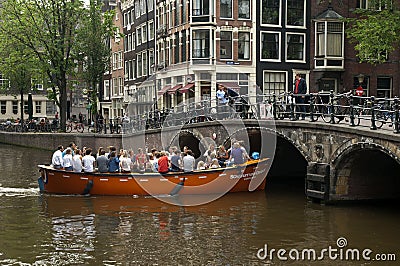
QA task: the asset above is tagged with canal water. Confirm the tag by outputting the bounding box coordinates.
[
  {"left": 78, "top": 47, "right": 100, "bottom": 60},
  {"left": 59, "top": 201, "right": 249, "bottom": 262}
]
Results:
[{"left": 0, "top": 144, "right": 398, "bottom": 265}]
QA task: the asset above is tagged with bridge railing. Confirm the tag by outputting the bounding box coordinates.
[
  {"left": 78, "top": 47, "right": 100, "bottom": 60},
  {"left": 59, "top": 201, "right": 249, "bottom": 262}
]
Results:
[{"left": 1, "top": 91, "right": 399, "bottom": 134}]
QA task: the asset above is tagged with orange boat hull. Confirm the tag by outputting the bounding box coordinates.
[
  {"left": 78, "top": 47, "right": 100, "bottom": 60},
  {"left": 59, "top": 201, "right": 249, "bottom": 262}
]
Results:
[{"left": 38, "top": 158, "right": 270, "bottom": 196}]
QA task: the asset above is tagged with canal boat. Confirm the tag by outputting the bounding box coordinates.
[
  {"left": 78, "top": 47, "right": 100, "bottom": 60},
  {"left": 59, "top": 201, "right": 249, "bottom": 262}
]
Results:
[{"left": 37, "top": 158, "right": 269, "bottom": 196}]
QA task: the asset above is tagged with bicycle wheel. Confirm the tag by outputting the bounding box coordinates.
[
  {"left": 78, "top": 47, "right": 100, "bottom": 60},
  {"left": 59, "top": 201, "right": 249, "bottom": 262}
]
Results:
[
  {"left": 320, "top": 105, "right": 332, "bottom": 123},
  {"left": 76, "top": 124, "right": 84, "bottom": 133},
  {"left": 374, "top": 112, "right": 384, "bottom": 129},
  {"left": 309, "top": 105, "right": 319, "bottom": 122},
  {"left": 66, "top": 124, "right": 72, "bottom": 133},
  {"left": 275, "top": 106, "right": 285, "bottom": 120}
]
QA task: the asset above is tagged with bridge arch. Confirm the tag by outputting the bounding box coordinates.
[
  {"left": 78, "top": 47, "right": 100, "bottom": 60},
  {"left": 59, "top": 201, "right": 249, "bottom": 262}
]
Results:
[{"left": 331, "top": 142, "right": 400, "bottom": 201}]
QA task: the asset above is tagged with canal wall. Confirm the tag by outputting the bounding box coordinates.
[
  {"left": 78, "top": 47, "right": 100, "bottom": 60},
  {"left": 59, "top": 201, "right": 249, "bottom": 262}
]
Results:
[{"left": 0, "top": 131, "right": 123, "bottom": 151}]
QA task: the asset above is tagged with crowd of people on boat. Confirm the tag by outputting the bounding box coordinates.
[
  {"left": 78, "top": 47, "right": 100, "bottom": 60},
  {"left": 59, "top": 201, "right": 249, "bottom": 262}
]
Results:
[{"left": 51, "top": 140, "right": 256, "bottom": 174}]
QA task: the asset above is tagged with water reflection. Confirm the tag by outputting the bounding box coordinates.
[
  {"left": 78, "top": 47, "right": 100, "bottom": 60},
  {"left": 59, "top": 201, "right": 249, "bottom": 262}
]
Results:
[{"left": 38, "top": 192, "right": 269, "bottom": 265}]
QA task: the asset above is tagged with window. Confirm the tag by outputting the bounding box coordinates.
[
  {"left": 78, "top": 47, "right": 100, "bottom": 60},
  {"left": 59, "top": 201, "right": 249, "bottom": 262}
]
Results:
[
  {"left": 115, "top": 28, "right": 120, "bottom": 43},
  {"left": 148, "top": 21, "right": 154, "bottom": 41},
  {"left": 142, "top": 24, "right": 147, "bottom": 43},
  {"left": 119, "top": 77, "right": 123, "bottom": 95},
  {"left": 316, "top": 22, "right": 343, "bottom": 57},
  {"left": 135, "top": 0, "right": 140, "bottom": 18},
  {"left": 140, "top": 0, "right": 146, "bottom": 15},
  {"left": 148, "top": 0, "right": 154, "bottom": 11},
  {"left": 238, "top": 0, "right": 250, "bottom": 19},
  {"left": 32, "top": 78, "right": 43, "bottom": 90},
  {"left": 104, "top": 80, "right": 110, "bottom": 99},
  {"left": 0, "top": 74, "right": 9, "bottom": 89},
  {"left": 24, "top": 101, "right": 28, "bottom": 114},
  {"left": 263, "top": 71, "right": 287, "bottom": 94},
  {"left": 118, "top": 51, "right": 123, "bottom": 69},
  {"left": 193, "top": 0, "right": 210, "bottom": 16},
  {"left": 149, "top": 50, "right": 154, "bottom": 75},
  {"left": 377, "top": 77, "right": 392, "bottom": 98},
  {"left": 287, "top": 0, "right": 305, "bottom": 27},
  {"left": 174, "top": 33, "right": 180, "bottom": 64},
  {"left": 46, "top": 101, "right": 57, "bottom": 116},
  {"left": 192, "top": 30, "right": 210, "bottom": 58},
  {"left": 286, "top": 33, "right": 305, "bottom": 61},
  {"left": 12, "top": 101, "right": 18, "bottom": 114},
  {"left": 262, "top": 0, "right": 280, "bottom": 25},
  {"left": 261, "top": 32, "right": 280, "bottom": 61},
  {"left": 358, "top": 0, "right": 392, "bottom": 10},
  {"left": 220, "top": 0, "right": 232, "bottom": 18},
  {"left": 35, "top": 101, "right": 41, "bottom": 114},
  {"left": 143, "top": 51, "right": 148, "bottom": 76},
  {"left": 220, "top": 31, "right": 232, "bottom": 59},
  {"left": 137, "top": 53, "right": 142, "bottom": 77},
  {"left": 238, "top": 32, "right": 250, "bottom": 60},
  {"left": 112, "top": 78, "right": 118, "bottom": 96},
  {"left": 137, "top": 27, "right": 142, "bottom": 46},
  {"left": 1, "top": 101, "right": 6, "bottom": 115},
  {"left": 181, "top": 30, "right": 187, "bottom": 61},
  {"left": 175, "top": 0, "right": 180, "bottom": 26}
]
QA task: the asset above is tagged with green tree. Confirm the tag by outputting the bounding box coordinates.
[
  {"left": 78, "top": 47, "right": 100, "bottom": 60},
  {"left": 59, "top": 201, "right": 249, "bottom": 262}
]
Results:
[
  {"left": 0, "top": 37, "right": 38, "bottom": 122},
  {"left": 347, "top": 0, "right": 400, "bottom": 64},
  {"left": 74, "top": 0, "right": 115, "bottom": 120},
  {"left": 0, "top": 0, "right": 88, "bottom": 130}
]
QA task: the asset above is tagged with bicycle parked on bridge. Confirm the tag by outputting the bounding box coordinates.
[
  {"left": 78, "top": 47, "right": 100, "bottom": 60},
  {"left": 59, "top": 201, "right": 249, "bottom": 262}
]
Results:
[
  {"left": 309, "top": 92, "right": 332, "bottom": 123},
  {"left": 66, "top": 120, "right": 84, "bottom": 133}
]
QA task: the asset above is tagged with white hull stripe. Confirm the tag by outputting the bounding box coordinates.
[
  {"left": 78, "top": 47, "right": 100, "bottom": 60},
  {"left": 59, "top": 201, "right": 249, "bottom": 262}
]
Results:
[
  {"left": 139, "top": 179, "right": 148, "bottom": 182},
  {"left": 80, "top": 177, "right": 88, "bottom": 180},
  {"left": 120, "top": 179, "right": 128, "bottom": 182},
  {"left": 62, "top": 175, "right": 70, "bottom": 178},
  {"left": 198, "top": 176, "right": 207, "bottom": 179},
  {"left": 100, "top": 178, "right": 109, "bottom": 181}
]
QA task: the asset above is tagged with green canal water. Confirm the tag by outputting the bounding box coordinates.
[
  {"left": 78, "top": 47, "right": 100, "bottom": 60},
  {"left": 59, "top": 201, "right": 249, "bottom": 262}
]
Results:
[{"left": 0, "top": 144, "right": 398, "bottom": 265}]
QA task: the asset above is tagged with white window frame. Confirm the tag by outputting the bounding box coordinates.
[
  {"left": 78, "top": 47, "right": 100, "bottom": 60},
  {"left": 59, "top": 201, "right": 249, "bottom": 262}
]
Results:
[
  {"left": 286, "top": 32, "right": 306, "bottom": 63},
  {"left": 220, "top": 0, "right": 233, "bottom": 19},
  {"left": 262, "top": 70, "right": 288, "bottom": 95},
  {"left": 260, "top": 31, "right": 281, "bottom": 62},
  {"left": 260, "top": 0, "right": 282, "bottom": 27},
  {"left": 238, "top": 31, "right": 251, "bottom": 61},
  {"left": 220, "top": 31, "right": 233, "bottom": 60},
  {"left": 285, "top": 0, "right": 306, "bottom": 28},
  {"left": 238, "top": 0, "right": 251, "bottom": 20}
]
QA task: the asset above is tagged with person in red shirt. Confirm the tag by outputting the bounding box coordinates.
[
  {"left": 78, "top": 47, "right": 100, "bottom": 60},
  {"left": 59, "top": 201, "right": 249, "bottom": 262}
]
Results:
[{"left": 157, "top": 151, "right": 170, "bottom": 174}]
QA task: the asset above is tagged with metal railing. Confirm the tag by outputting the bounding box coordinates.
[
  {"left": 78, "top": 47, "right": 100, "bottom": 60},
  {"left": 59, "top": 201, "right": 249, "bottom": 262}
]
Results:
[{"left": 1, "top": 91, "right": 399, "bottom": 134}]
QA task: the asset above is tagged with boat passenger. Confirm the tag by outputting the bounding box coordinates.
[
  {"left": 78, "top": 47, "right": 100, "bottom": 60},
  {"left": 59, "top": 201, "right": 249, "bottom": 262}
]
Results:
[
  {"left": 203, "top": 144, "right": 216, "bottom": 165},
  {"left": 135, "top": 148, "right": 148, "bottom": 172},
  {"left": 108, "top": 151, "right": 120, "bottom": 172},
  {"left": 229, "top": 142, "right": 246, "bottom": 165},
  {"left": 217, "top": 145, "right": 229, "bottom": 167},
  {"left": 62, "top": 142, "right": 76, "bottom": 157},
  {"left": 120, "top": 150, "right": 131, "bottom": 173},
  {"left": 63, "top": 148, "right": 74, "bottom": 171},
  {"left": 96, "top": 149, "right": 109, "bottom": 173},
  {"left": 82, "top": 148, "right": 96, "bottom": 173},
  {"left": 158, "top": 151, "right": 170, "bottom": 174},
  {"left": 106, "top": 146, "right": 117, "bottom": 159},
  {"left": 210, "top": 158, "right": 220, "bottom": 169},
  {"left": 169, "top": 150, "right": 181, "bottom": 172},
  {"left": 72, "top": 149, "right": 83, "bottom": 172},
  {"left": 197, "top": 160, "right": 206, "bottom": 170},
  {"left": 182, "top": 150, "right": 195, "bottom": 173},
  {"left": 151, "top": 152, "right": 160, "bottom": 172},
  {"left": 51, "top": 145, "right": 64, "bottom": 169}
]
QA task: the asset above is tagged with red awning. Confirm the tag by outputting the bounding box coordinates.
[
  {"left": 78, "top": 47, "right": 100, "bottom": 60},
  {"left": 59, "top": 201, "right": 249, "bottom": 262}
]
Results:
[
  {"left": 167, "top": 84, "right": 183, "bottom": 95},
  {"left": 158, "top": 85, "right": 171, "bottom": 95},
  {"left": 217, "top": 82, "right": 241, "bottom": 90},
  {"left": 179, "top": 83, "right": 194, "bottom": 93}
]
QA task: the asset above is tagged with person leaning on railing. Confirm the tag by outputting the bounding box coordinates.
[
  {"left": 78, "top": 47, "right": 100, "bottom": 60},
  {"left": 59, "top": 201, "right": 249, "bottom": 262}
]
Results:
[{"left": 293, "top": 73, "right": 307, "bottom": 120}]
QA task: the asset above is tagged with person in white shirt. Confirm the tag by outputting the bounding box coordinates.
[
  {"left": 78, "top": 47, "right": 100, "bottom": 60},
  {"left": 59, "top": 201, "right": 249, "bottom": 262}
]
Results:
[
  {"left": 51, "top": 145, "right": 64, "bottom": 169},
  {"left": 82, "top": 148, "right": 96, "bottom": 173},
  {"left": 72, "top": 149, "right": 83, "bottom": 172},
  {"left": 119, "top": 150, "right": 131, "bottom": 172},
  {"left": 63, "top": 148, "right": 74, "bottom": 171},
  {"left": 182, "top": 150, "right": 195, "bottom": 173}
]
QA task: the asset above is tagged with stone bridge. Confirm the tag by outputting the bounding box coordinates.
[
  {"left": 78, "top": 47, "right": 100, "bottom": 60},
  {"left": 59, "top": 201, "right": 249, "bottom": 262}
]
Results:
[
  {"left": 140, "top": 119, "right": 400, "bottom": 203},
  {"left": 1, "top": 119, "right": 399, "bottom": 202}
]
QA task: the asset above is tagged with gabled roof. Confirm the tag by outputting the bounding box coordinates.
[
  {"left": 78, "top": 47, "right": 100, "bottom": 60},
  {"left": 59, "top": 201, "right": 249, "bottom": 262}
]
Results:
[{"left": 316, "top": 7, "right": 343, "bottom": 20}]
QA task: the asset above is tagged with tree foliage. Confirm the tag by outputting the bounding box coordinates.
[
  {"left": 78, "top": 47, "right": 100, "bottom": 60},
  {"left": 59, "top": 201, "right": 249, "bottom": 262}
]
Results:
[
  {"left": 346, "top": 0, "right": 400, "bottom": 64},
  {"left": 0, "top": 0, "right": 114, "bottom": 129}
]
